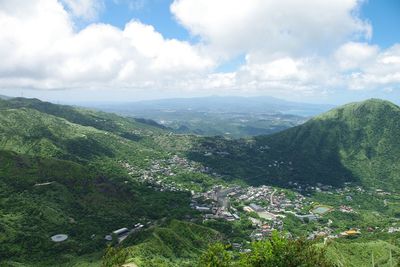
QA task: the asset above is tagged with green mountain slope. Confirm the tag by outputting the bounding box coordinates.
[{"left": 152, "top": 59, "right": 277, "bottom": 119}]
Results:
[
  {"left": 0, "top": 98, "right": 197, "bottom": 266},
  {"left": 0, "top": 103, "right": 169, "bottom": 166},
  {"left": 187, "top": 99, "right": 400, "bottom": 190},
  {"left": 326, "top": 240, "right": 400, "bottom": 267},
  {"left": 0, "top": 97, "right": 166, "bottom": 153},
  {"left": 120, "top": 220, "right": 223, "bottom": 266},
  {"left": 1, "top": 96, "right": 399, "bottom": 266},
  {"left": 0, "top": 150, "right": 193, "bottom": 265}
]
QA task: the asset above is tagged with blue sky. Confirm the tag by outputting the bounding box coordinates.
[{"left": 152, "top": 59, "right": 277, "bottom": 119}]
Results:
[
  {"left": 99, "top": 0, "right": 400, "bottom": 49},
  {"left": 0, "top": 0, "right": 399, "bottom": 104},
  {"left": 98, "top": 0, "right": 400, "bottom": 71},
  {"left": 361, "top": 0, "right": 400, "bottom": 48},
  {"left": 100, "top": 0, "right": 190, "bottom": 40},
  {"left": 99, "top": 0, "right": 400, "bottom": 73}
]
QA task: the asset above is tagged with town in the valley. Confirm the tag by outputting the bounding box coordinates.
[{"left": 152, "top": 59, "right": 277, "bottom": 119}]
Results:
[{"left": 118, "top": 154, "right": 400, "bottom": 245}]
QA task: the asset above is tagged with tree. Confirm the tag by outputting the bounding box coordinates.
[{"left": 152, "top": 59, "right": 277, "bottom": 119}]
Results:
[
  {"left": 198, "top": 232, "right": 335, "bottom": 267},
  {"left": 240, "top": 232, "right": 334, "bottom": 267},
  {"left": 102, "top": 245, "right": 129, "bottom": 267},
  {"left": 198, "top": 243, "right": 232, "bottom": 267}
]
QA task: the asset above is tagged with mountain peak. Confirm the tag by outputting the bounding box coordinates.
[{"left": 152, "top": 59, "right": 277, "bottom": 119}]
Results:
[
  {"left": 315, "top": 98, "right": 399, "bottom": 121},
  {"left": 353, "top": 98, "right": 398, "bottom": 109}
]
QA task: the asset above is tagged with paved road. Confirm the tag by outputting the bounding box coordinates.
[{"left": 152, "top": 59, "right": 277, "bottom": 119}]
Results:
[{"left": 270, "top": 189, "right": 277, "bottom": 205}]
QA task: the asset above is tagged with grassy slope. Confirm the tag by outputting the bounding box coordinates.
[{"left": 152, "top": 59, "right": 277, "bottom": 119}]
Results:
[
  {"left": 326, "top": 240, "right": 400, "bottom": 267},
  {"left": 1, "top": 97, "right": 165, "bottom": 135},
  {"left": 0, "top": 104, "right": 169, "bottom": 167},
  {"left": 122, "top": 220, "right": 223, "bottom": 267}
]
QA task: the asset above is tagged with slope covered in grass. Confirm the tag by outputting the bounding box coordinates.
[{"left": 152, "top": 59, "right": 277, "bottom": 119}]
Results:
[
  {"left": 116, "top": 220, "right": 223, "bottom": 267},
  {"left": 326, "top": 240, "right": 400, "bottom": 267}
]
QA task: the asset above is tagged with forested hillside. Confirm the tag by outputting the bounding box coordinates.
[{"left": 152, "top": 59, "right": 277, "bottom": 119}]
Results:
[
  {"left": 187, "top": 99, "right": 400, "bottom": 190},
  {"left": 1, "top": 97, "right": 399, "bottom": 266},
  {"left": 0, "top": 98, "right": 196, "bottom": 266}
]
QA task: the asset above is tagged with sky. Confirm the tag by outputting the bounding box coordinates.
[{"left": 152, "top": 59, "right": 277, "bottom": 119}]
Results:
[{"left": 0, "top": 0, "right": 399, "bottom": 104}]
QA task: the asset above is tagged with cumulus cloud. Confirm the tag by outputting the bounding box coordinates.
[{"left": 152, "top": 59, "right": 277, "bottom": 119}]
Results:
[
  {"left": 335, "top": 42, "right": 379, "bottom": 70},
  {"left": 0, "top": 0, "right": 398, "bottom": 99},
  {"left": 345, "top": 44, "right": 400, "bottom": 90},
  {"left": 171, "top": 0, "right": 371, "bottom": 59},
  {"left": 170, "top": 0, "right": 399, "bottom": 96},
  {"left": 0, "top": 0, "right": 213, "bottom": 90}
]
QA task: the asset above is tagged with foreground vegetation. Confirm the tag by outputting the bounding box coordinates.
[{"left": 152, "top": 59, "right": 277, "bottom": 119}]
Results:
[{"left": 198, "top": 232, "right": 334, "bottom": 267}]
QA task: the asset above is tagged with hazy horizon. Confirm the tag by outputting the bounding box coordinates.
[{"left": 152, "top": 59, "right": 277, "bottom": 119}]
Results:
[
  {"left": 1, "top": 89, "right": 400, "bottom": 107},
  {"left": 0, "top": 0, "right": 399, "bottom": 105}
]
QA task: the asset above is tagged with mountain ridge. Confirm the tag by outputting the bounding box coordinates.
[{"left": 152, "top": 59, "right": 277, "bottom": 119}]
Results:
[{"left": 187, "top": 98, "right": 400, "bottom": 190}]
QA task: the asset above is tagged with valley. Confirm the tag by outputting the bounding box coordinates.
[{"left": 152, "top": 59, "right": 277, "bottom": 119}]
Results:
[
  {"left": 85, "top": 96, "right": 331, "bottom": 138},
  {"left": 1, "top": 1, "right": 399, "bottom": 266},
  {"left": 0, "top": 97, "right": 399, "bottom": 266}
]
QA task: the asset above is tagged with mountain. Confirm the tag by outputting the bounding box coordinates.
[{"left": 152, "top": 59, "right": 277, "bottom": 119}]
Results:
[
  {"left": 1, "top": 96, "right": 399, "bottom": 266},
  {"left": 0, "top": 94, "right": 12, "bottom": 100},
  {"left": 0, "top": 97, "right": 199, "bottom": 266},
  {"left": 83, "top": 96, "right": 332, "bottom": 138},
  {"left": 187, "top": 99, "right": 400, "bottom": 190}
]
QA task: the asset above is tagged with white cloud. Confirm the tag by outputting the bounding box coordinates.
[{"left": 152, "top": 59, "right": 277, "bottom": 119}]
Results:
[
  {"left": 0, "top": 0, "right": 398, "bottom": 101},
  {"left": 241, "top": 58, "right": 305, "bottom": 81},
  {"left": 61, "top": 0, "right": 104, "bottom": 20},
  {"left": 0, "top": 0, "right": 73, "bottom": 77},
  {"left": 0, "top": 0, "right": 214, "bottom": 90},
  {"left": 171, "top": 0, "right": 371, "bottom": 59},
  {"left": 345, "top": 44, "right": 400, "bottom": 90},
  {"left": 335, "top": 42, "right": 379, "bottom": 70}
]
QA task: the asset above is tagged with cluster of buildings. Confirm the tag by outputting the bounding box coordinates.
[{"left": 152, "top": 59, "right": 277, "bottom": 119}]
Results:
[
  {"left": 120, "top": 158, "right": 192, "bottom": 192},
  {"left": 191, "top": 185, "right": 308, "bottom": 240},
  {"left": 194, "top": 183, "right": 367, "bottom": 242},
  {"left": 307, "top": 227, "right": 333, "bottom": 240},
  {"left": 104, "top": 223, "right": 144, "bottom": 243},
  {"left": 339, "top": 205, "right": 355, "bottom": 213},
  {"left": 288, "top": 181, "right": 335, "bottom": 194},
  {"left": 120, "top": 155, "right": 396, "bottom": 244},
  {"left": 306, "top": 227, "right": 363, "bottom": 241},
  {"left": 191, "top": 186, "right": 241, "bottom": 222},
  {"left": 120, "top": 154, "right": 230, "bottom": 193},
  {"left": 239, "top": 185, "right": 307, "bottom": 213}
]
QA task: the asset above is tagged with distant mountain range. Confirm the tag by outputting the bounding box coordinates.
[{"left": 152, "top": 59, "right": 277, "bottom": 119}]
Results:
[
  {"left": 88, "top": 96, "right": 333, "bottom": 116},
  {"left": 85, "top": 96, "right": 333, "bottom": 138}
]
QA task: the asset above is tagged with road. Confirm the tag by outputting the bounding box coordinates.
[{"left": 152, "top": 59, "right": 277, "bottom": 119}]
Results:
[{"left": 270, "top": 189, "right": 277, "bottom": 205}]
